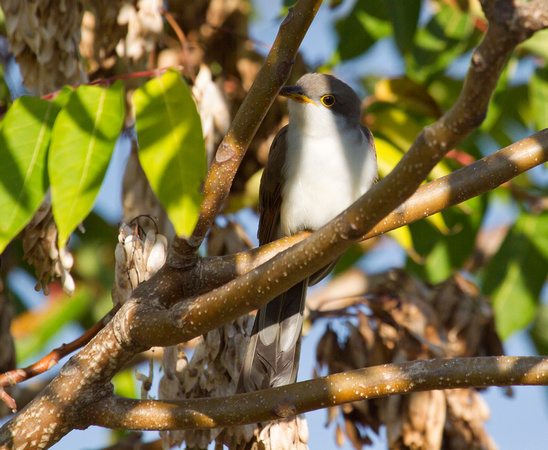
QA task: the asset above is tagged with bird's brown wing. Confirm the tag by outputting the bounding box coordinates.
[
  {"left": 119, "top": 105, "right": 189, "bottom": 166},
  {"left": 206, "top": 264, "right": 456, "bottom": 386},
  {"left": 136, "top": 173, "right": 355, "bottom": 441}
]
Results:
[
  {"left": 238, "top": 125, "right": 308, "bottom": 393},
  {"left": 258, "top": 125, "right": 288, "bottom": 245}
]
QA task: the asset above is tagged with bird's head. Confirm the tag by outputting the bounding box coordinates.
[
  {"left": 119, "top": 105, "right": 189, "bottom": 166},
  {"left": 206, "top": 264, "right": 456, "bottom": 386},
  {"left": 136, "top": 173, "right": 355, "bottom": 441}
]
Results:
[{"left": 279, "top": 73, "right": 362, "bottom": 131}]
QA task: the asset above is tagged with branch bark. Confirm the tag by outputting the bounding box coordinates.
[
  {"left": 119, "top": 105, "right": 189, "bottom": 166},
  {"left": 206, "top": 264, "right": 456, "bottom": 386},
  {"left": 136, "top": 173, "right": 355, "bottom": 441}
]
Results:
[{"left": 86, "top": 356, "right": 548, "bottom": 430}]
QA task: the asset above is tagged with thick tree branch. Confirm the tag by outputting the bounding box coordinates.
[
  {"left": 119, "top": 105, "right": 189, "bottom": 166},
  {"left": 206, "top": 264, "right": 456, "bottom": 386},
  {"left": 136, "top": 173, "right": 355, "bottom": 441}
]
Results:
[
  {"left": 168, "top": 0, "right": 322, "bottom": 263},
  {"left": 364, "top": 128, "right": 548, "bottom": 239},
  {"left": 86, "top": 356, "right": 548, "bottom": 430}
]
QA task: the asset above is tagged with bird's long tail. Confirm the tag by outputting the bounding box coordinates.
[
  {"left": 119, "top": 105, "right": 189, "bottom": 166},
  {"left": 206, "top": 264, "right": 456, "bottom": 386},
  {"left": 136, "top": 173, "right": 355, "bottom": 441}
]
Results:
[{"left": 237, "top": 279, "right": 309, "bottom": 393}]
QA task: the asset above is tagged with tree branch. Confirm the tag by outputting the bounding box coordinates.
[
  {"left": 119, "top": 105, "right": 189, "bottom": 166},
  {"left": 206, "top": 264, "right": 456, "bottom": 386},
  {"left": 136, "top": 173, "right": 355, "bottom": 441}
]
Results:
[
  {"left": 86, "top": 356, "right": 548, "bottom": 430},
  {"left": 364, "top": 128, "right": 548, "bottom": 239}
]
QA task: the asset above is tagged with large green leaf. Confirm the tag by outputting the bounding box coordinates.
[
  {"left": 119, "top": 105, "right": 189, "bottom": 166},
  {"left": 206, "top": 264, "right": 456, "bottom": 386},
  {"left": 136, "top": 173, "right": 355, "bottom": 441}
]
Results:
[
  {"left": 530, "top": 67, "right": 548, "bottom": 131},
  {"left": 334, "top": 0, "right": 391, "bottom": 62},
  {"left": 0, "top": 96, "right": 61, "bottom": 253},
  {"left": 385, "top": 0, "right": 421, "bottom": 55},
  {"left": 49, "top": 81, "right": 125, "bottom": 248},
  {"left": 484, "top": 212, "right": 548, "bottom": 339},
  {"left": 133, "top": 69, "right": 206, "bottom": 238}
]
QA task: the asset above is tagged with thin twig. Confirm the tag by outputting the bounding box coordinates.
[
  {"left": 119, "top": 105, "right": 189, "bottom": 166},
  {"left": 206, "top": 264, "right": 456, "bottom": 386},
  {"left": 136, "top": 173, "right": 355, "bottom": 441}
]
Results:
[
  {"left": 41, "top": 66, "right": 185, "bottom": 100},
  {"left": 161, "top": 8, "right": 196, "bottom": 83},
  {"left": 0, "top": 304, "right": 120, "bottom": 410}
]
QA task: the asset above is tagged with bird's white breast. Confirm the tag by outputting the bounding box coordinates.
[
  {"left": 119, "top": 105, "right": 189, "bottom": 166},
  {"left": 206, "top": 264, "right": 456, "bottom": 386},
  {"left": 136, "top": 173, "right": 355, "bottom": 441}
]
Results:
[{"left": 280, "top": 104, "right": 377, "bottom": 237}]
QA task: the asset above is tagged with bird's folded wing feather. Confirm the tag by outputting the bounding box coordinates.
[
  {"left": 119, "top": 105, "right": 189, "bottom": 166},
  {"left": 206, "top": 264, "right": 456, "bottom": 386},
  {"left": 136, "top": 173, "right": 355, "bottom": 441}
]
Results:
[{"left": 258, "top": 125, "right": 288, "bottom": 245}]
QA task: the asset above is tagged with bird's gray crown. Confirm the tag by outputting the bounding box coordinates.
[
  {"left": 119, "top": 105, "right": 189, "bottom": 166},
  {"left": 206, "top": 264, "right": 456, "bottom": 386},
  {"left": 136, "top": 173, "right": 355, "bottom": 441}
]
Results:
[{"left": 282, "top": 73, "right": 362, "bottom": 125}]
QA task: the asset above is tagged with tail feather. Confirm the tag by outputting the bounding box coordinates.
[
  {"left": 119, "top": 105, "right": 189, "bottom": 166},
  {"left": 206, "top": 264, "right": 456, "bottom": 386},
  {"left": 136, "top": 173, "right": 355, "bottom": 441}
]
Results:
[{"left": 237, "top": 279, "right": 309, "bottom": 393}]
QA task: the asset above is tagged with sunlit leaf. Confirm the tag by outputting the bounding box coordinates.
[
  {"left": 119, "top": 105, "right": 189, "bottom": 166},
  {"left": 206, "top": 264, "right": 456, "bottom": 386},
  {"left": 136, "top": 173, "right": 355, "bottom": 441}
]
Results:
[
  {"left": 375, "top": 137, "right": 403, "bottom": 177},
  {"left": 133, "top": 69, "right": 207, "bottom": 238},
  {"left": 224, "top": 169, "right": 262, "bottom": 213},
  {"left": 369, "top": 104, "right": 423, "bottom": 150},
  {"left": 484, "top": 213, "right": 548, "bottom": 339},
  {"left": 49, "top": 81, "right": 125, "bottom": 248},
  {"left": 113, "top": 368, "right": 137, "bottom": 398},
  {"left": 425, "top": 212, "right": 450, "bottom": 235},
  {"left": 370, "top": 104, "right": 453, "bottom": 181},
  {"left": 519, "top": 28, "right": 548, "bottom": 61},
  {"left": 52, "top": 85, "right": 74, "bottom": 108},
  {"left": 374, "top": 77, "right": 442, "bottom": 118},
  {"left": 0, "top": 96, "right": 60, "bottom": 253}
]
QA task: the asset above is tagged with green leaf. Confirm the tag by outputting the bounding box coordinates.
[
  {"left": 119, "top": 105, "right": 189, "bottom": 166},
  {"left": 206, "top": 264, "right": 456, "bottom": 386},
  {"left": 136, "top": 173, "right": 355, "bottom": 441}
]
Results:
[
  {"left": 334, "top": 0, "right": 391, "bottom": 62},
  {"left": 52, "top": 85, "right": 74, "bottom": 109},
  {"left": 0, "top": 96, "right": 61, "bottom": 253},
  {"left": 526, "top": 212, "right": 548, "bottom": 260},
  {"left": 519, "top": 29, "right": 548, "bottom": 61},
  {"left": 407, "top": 195, "right": 485, "bottom": 283},
  {"left": 113, "top": 368, "right": 137, "bottom": 398},
  {"left": 530, "top": 67, "right": 548, "bottom": 131},
  {"left": 385, "top": 0, "right": 421, "bottom": 55},
  {"left": 424, "top": 240, "right": 452, "bottom": 283},
  {"left": 484, "top": 213, "right": 548, "bottom": 339},
  {"left": 374, "top": 77, "right": 442, "bottom": 118},
  {"left": 530, "top": 304, "right": 548, "bottom": 356},
  {"left": 133, "top": 69, "right": 206, "bottom": 238},
  {"left": 407, "top": 3, "right": 478, "bottom": 83},
  {"left": 480, "top": 60, "right": 510, "bottom": 132},
  {"left": 49, "top": 81, "right": 125, "bottom": 248}
]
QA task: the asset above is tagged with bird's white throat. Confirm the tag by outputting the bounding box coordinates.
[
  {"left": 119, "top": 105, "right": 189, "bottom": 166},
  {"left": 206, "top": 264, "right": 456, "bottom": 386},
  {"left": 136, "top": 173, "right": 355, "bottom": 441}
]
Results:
[{"left": 280, "top": 102, "right": 377, "bottom": 237}]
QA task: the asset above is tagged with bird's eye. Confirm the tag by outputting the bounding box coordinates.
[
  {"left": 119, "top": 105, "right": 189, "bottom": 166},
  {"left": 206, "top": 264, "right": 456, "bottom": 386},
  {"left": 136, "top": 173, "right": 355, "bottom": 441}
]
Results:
[{"left": 321, "top": 95, "right": 336, "bottom": 107}]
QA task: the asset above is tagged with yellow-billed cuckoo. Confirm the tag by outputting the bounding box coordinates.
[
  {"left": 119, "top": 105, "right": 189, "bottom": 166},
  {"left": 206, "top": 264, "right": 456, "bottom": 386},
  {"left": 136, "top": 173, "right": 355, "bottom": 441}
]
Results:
[{"left": 238, "top": 73, "right": 378, "bottom": 393}]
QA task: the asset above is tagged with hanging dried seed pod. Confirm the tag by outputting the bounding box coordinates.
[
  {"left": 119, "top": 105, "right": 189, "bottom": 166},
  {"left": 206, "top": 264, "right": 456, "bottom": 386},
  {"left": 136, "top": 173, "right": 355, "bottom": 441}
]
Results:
[{"left": 3, "top": 0, "right": 87, "bottom": 95}]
